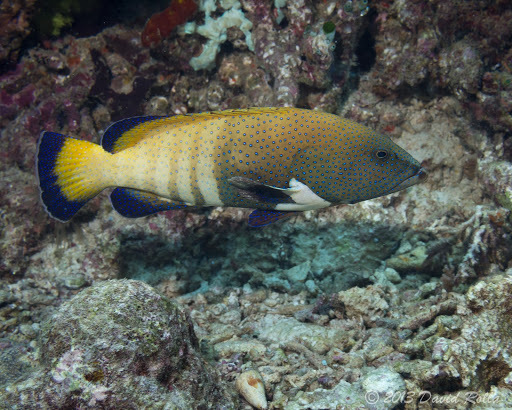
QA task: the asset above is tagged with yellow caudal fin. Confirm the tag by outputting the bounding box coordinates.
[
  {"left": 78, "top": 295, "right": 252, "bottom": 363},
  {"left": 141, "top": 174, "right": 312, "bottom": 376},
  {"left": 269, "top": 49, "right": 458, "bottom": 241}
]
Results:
[{"left": 37, "top": 131, "right": 113, "bottom": 221}]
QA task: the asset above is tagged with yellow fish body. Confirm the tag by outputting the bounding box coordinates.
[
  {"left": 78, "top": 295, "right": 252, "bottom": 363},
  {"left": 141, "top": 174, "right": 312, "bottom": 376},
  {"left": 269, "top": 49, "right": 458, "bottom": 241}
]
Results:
[{"left": 37, "top": 107, "right": 426, "bottom": 226}]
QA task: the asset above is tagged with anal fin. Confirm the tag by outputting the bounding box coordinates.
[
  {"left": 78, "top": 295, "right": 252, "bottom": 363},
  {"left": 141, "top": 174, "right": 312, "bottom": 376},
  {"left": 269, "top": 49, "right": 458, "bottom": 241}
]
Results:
[
  {"left": 110, "top": 188, "right": 188, "bottom": 218},
  {"left": 248, "top": 210, "right": 296, "bottom": 227}
]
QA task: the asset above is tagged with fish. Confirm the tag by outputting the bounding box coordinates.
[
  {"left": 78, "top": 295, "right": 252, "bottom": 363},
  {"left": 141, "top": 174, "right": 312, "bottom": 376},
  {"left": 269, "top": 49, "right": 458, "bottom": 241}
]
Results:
[{"left": 36, "top": 107, "right": 427, "bottom": 227}]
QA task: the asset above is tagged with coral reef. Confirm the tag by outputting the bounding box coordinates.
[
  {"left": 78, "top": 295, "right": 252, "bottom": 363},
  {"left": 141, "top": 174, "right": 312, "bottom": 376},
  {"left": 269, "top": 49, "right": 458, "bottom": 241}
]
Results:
[
  {"left": 0, "top": 0, "right": 37, "bottom": 72},
  {"left": 0, "top": 0, "right": 512, "bottom": 408},
  {"left": 370, "top": 0, "right": 512, "bottom": 132},
  {"left": 187, "top": 0, "right": 254, "bottom": 70}
]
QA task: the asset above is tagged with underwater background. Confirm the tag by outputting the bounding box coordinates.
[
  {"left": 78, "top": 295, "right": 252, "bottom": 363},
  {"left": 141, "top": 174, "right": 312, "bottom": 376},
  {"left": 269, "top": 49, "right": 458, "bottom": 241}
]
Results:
[{"left": 1, "top": 0, "right": 512, "bottom": 408}]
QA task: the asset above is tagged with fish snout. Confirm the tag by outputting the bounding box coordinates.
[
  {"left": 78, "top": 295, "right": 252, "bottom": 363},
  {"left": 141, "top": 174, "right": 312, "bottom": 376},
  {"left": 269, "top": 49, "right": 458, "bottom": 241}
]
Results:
[{"left": 384, "top": 165, "right": 427, "bottom": 195}]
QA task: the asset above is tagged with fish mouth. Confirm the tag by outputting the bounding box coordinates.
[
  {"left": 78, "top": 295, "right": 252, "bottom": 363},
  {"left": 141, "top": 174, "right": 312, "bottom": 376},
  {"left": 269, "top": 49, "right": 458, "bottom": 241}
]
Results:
[{"left": 385, "top": 167, "right": 427, "bottom": 195}]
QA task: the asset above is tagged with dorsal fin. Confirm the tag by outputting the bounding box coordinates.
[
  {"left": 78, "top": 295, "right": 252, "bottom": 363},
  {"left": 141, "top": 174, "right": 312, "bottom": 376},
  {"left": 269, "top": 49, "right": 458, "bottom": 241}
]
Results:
[
  {"left": 101, "top": 108, "right": 296, "bottom": 153},
  {"left": 101, "top": 116, "right": 167, "bottom": 153}
]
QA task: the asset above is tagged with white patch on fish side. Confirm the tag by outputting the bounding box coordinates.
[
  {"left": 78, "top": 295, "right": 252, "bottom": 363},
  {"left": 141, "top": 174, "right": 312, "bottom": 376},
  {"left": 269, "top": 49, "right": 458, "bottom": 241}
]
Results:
[
  {"left": 275, "top": 178, "right": 331, "bottom": 211},
  {"left": 196, "top": 151, "right": 223, "bottom": 206}
]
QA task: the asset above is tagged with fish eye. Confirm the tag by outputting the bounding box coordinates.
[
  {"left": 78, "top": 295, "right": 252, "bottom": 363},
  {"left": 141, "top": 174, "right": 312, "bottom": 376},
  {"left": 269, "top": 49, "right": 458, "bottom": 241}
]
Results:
[{"left": 375, "top": 149, "right": 388, "bottom": 159}]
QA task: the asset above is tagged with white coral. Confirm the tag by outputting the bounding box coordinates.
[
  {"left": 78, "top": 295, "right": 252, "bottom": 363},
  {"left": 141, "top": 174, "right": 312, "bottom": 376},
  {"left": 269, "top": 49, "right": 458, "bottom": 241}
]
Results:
[{"left": 188, "top": 0, "right": 254, "bottom": 70}]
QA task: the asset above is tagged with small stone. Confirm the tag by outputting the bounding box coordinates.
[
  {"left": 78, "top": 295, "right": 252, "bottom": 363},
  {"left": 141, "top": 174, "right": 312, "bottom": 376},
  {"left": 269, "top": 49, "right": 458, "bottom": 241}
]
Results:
[
  {"left": 263, "top": 276, "right": 291, "bottom": 292},
  {"left": 19, "top": 323, "right": 37, "bottom": 338},
  {"left": 0, "top": 289, "right": 14, "bottom": 305},
  {"left": 215, "top": 339, "right": 266, "bottom": 358},
  {"left": 146, "top": 96, "right": 169, "bottom": 115},
  {"left": 338, "top": 286, "right": 389, "bottom": 325},
  {"left": 235, "top": 370, "right": 267, "bottom": 410},
  {"left": 61, "top": 274, "right": 86, "bottom": 290},
  {"left": 284, "top": 261, "right": 311, "bottom": 283},
  {"left": 218, "top": 309, "right": 241, "bottom": 326},
  {"left": 361, "top": 367, "right": 406, "bottom": 401},
  {"left": 363, "top": 328, "right": 395, "bottom": 362},
  {"left": 384, "top": 267, "right": 401, "bottom": 284},
  {"left": 285, "top": 379, "right": 365, "bottom": 408},
  {"left": 304, "top": 279, "right": 318, "bottom": 295},
  {"left": 255, "top": 315, "right": 349, "bottom": 354},
  {"left": 386, "top": 245, "right": 428, "bottom": 271}
]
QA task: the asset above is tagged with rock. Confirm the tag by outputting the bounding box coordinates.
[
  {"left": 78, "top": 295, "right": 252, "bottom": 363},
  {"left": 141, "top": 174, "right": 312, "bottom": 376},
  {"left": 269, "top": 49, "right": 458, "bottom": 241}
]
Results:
[
  {"left": 361, "top": 367, "right": 406, "bottom": 405},
  {"left": 285, "top": 379, "right": 366, "bottom": 409},
  {"left": 338, "top": 286, "right": 389, "bottom": 325},
  {"left": 443, "top": 274, "right": 512, "bottom": 389},
  {"left": 61, "top": 273, "right": 87, "bottom": 289},
  {"left": 383, "top": 267, "right": 402, "bottom": 284},
  {"left": 262, "top": 276, "right": 291, "bottom": 292},
  {"left": 215, "top": 339, "right": 267, "bottom": 359},
  {"left": 438, "top": 40, "right": 483, "bottom": 95},
  {"left": 386, "top": 246, "right": 428, "bottom": 271},
  {"left": 362, "top": 328, "right": 395, "bottom": 362},
  {"left": 0, "top": 289, "right": 14, "bottom": 305},
  {"left": 255, "top": 315, "right": 350, "bottom": 354},
  {"left": 0, "top": 280, "right": 236, "bottom": 408},
  {"left": 284, "top": 261, "right": 311, "bottom": 283}
]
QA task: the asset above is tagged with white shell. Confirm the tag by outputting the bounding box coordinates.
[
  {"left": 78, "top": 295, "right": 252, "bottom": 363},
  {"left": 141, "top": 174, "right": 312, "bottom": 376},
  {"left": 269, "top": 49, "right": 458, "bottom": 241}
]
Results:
[{"left": 235, "top": 370, "right": 268, "bottom": 409}]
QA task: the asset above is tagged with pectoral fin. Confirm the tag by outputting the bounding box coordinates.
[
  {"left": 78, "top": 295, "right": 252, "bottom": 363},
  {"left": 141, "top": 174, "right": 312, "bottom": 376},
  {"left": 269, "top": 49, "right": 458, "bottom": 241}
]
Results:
[
  {"left": 229, "top": 177, "right": 332, "bottom": 211},
  {"left": 228, "top": 177, "right": 296, "bottom": 205}
]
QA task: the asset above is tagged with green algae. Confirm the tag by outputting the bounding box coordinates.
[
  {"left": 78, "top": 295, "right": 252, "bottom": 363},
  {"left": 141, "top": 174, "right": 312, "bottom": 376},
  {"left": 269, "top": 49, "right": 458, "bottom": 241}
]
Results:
[{"left": 33, "top": 0, "right": 103, "bottom": 37}]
